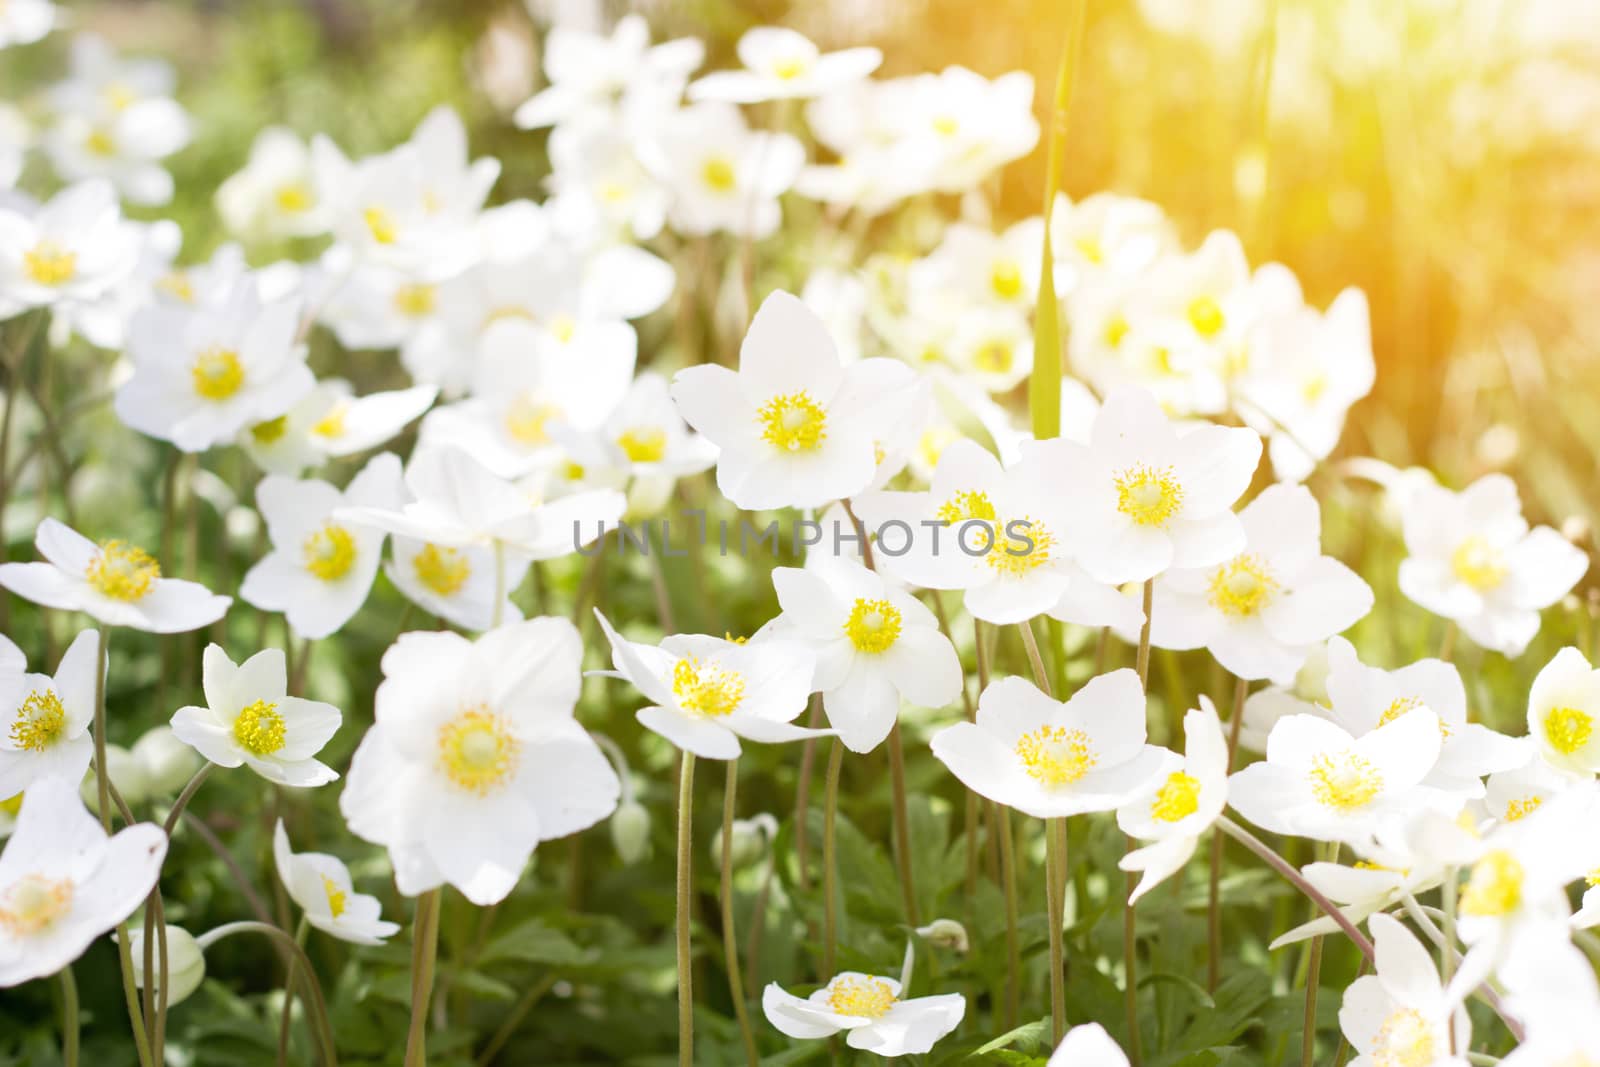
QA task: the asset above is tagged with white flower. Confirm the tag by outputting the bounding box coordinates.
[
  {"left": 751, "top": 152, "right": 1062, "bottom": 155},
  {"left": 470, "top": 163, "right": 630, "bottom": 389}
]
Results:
[
  {"left": 1484, "top": 756, "right": 1583, "bottom": 827},
  {"left": 240, "top": 453, "right": 405, "bottom": 639},
  {"left": 594, "top": 613, "right": 825, "bottom": 760},
  {"left": 115, "top": 277, "right": 313, "bottom": 452},
  {"left": 1049, "top": 192, "right": 1170, "bottom": 291},
  {"left": 1149, "top": 484, "right": 1373, "bottom": 683},
  {"left": 930, "top": 670, "right": 1169, "bottom": 819},
  {"left": 217, "top": 126, "right": 327, "bottom": 239},
  {"left": 889, "top": 67, "right": 1040, "bottom": 193},
  {"left": 1397, "top": 474, "right": 1586, "bottom": 657},
  {"left": 1116, "top": 699, "right": 1228, "bottom": 903},
  {"left": 340, "top": 620, "right": 620, "bottom": 905},
  {"left": 125, "top": 924, "right": 205, "bottom": 1006},
  {"left": 563, "top": 371, "right": 717, "bottom": 484},
  {"left": 1270, "top": 849, "right": 1440, "bottom": 949},
  {"left": 1500, "top": 936, "right": 1600, "bottom": 1067},
  {"left": 1048, "top": 1023, "right": 1131, "bottom": 1067},
  {"left": 272, "top": 821, "right": 399, "bottom": 945},
  {"left": 240, "top": 380, "right": 437, "bottom": 477},
  {"left": 1525, "top": 646, "right": 1600, "bottom": 774},
  {"left": 672, "top": 290, "right": 915, "bottom": 510},
  {"left": 385, "top": 536, "right": 526, "bottom": 633},
  {"left": 762, "top": 973, "right": 965, "bottom": 1057},
  {"left": 770, "top": 558, "right": 961, "bottom": 753},
  {"left": 689, "top": 28, "right": 880, "bottom": 103},
  {"left": 0, "top": 775, "right": 166, "bottom": 987},
  {"left": 545, "top": 123, "right": 671, "bottom": 241},
  {"left": 0, "top": 518, "right": 230, "bottom": 633},
  {"left": 1228, "top": 710, "right": 1444, "bottom": 846},
  {"left": 170, "top": 645, "right": 340, "bottom": 788},
  {"left": 130, "top": 725, "right": 200, "bottom": 797},
  {"left": 0, "top": 180, "right": 138, "bottom": 317},
  {"left": 1033, "top": 386, "right": 1261, "bottom": 585},
  {"left": 908, "top": 219, "right": 1046, "bottom": 312},
  {"left": 0, "top": 0, "right": 55, "bottom": 49},
  {"left": 0, "top": 631, "right": 99, "bottom": 800},
  {"left": 1338, "top": 913, "right": 1469, "bottom": 1067},
  {"left": 649, "top": 102, "right": 804, "bottom": 238},
  {"left": 513, "top": 15, "right": 703, "bottom": 133}
]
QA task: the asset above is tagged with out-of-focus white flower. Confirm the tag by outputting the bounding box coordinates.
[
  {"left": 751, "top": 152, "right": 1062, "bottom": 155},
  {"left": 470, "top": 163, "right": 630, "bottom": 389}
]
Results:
[
  {"left": 217, "top": 127, "right": 330, "bottom": 240},
  {"left": 1050, "top": 192, "right": 1170, "bottom": 292},
  {"left": 0, "top": 180, "right": 138, "bottom": 318},
  {"left": 561, "top": 370, "right": 717, "bottom": 484},
  {"left": 0, "top": 631, "right": 99, "bottom": 801},
  {"left": 1500, "top": 936, "right": 1600, "bottom": 1066},
  {"left": 272, "top": 821, "right": 399, "bottom": 945},
  {"left": 513, "top": 15, "right": 703, "bottom": 133},
  {"left": 1047, "top": 1023, "right": 1130, "bottom": 1067},
  {"left": 690, "top": 28, "right": 880, "bottom": 104},
  {"left": 649, "top": 103, "right": 804, "bottom": 238},
  {"left": 763, "top": 972, "right": 965, "bottom": 1056},
  {"left": 0, "top": 0, "right": 55, "bottom": 49},
  {"left": 908, "top": 219, "right": 1046, "bottom": 312},
  {"left": 1117, "top": 699, "right": 1228, "bottom": 903},
  {"left": 1525, "top": 646, "right": 1600, "bottom": 774},
  {"left": 889, "top": 66, "right": 1039, "bottom": 194},
  {"left": 546, "top": 124, "right": 670, "bottom": 241},
  {"left": 1397, "top": 474, "right": 1587, "bottom": 657},
  {"left": 712, "top": 812, "right": 778, "bottom": 870},
  {"left": 130, "top": 726, "right": 201, "bottom": 797},
  {"left": 240, "top": 380, "right": 436, "bottom": 477},
  {"left": 1484, "top": 755, "right": 1584, "bottom": 827},
  {"left": 1338, "top": 913, "right": 1469, "bottom": 1067},
  {"left": 125, "top": 924, "right": 206, "bottom": 1006}
]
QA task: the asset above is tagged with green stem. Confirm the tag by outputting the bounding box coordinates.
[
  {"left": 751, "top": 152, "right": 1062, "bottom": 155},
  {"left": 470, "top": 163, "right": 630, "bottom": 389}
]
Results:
[
  {"left": 886, "top": 723, "right": 920, "bottom": 927},
  {"left": 406, "top": 891, "right": 442, "bottom": 1067},
  {"left": 997, "top": 804, "right": 1020, "bottom": 1033},
  {"left": 1209, "top": 674, "right": 1249, "bottom": 991},
  {"left": 720, "top": 759, "right": 758, "bottom": 1067},
  {"left": 1216, "top": 818, "right": 1375, "bottom": 962},
  {"left": 822, "top": 741, "right": 844, "bottom": 979},
  {"left": 1303, "top": 935, "right": 1324, "bottom": 1067},
  {"left": 1135, "top": 580, "right": 1154, "bottom": 687},
  {"left": 278, "top": 917, "right": 310, "bottom": 1067},
  {"left": 676, "top": 752, "right": 697, "bottom": 1067},
  {"left": 475, "top": 973, "right": 557, "bottom": 1066},
  {"left": 197, "top": 921, "right": 336, "bottom": 1065},
  {"left": 1017, "top": 620, "right": 1053, "bottom": 697},
  {"left": 59, "top": 964, "right": 79, "bottom": 1067},
  {"left": 1044, "top": 818, "right": 1066, "bottom": 1044}
]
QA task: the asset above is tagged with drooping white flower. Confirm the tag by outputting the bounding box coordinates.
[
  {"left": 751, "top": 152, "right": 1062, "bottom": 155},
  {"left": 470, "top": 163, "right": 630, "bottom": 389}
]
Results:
[
  {"left": 930, "top": 670, "right": 1170, "bottom": 819},
  {"left": 0, "top": 180, "right": 138, "bottom": 318},
  {"left": 649, "top": 103, "right": 804, "bottom": 238},
  {"left": 0, "top": 518, "right": 230, "bottom": 633},
  {"left": 0, "top": 775, "right": 166, "bottom": 987},
  {"left": 384, "top": 537, "right": 526, "bottom": 633},
  {"left": 1338, "top": 913, "right": 1470, "bottom": 1067},
  {"left": 340, "top": 620, "right": 620, "bottom": 905},
  {"left": 170, "top": 645, "right": 340, "bottom": 788},
  {"left": 1270, "top": 845, "right": 1441, "bottom": 949},
  {"left": 217, "top": 126, "right": 328, "bottom": 239},
  {"left": 240, "top": 452, "right": 405, "bottom": 639},
  {"left": 690, "top": 28, "right": 880, "bottom": 104},
  {"left": 762, "top": 972, "right": 965, "bottom": 1057},
  {"left": 272, "top": 820, "right": 399, "bottom": 945},
  {"left": 1116, "top": 699, "right": 1228, "bottom": 903},
  {"left": 0, "top": 0, "right": 55, "bottom": 49},
  {"left": 0, "top": 631, "right": 99, "bottom": 800},
  {"left": 1397, "top": 474, "right": 1586, "bottom": 657},
  {"left": 1525, "top": 646, "right": 1600, "bottom": 774},
  {"left": 1047, "top": 1023, "right": 1131, "bottom": 1067}
]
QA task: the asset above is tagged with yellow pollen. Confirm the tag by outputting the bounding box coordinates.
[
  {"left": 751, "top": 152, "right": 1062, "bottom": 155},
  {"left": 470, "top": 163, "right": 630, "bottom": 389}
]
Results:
[
  {"left": 86, "top": 541, "right": 160, "bottom": 601},
  {"left": 757, "top": 392, "right": 827, "bottom": 453},
  {"left": 1379, "top": 695, "right": 1450, "bottom": 739},
  {"left": 302, "top": 524, "right": 357, "bottom": 582},
  {"left": 1075, "top": 235, "right": 1106, "bottom": 265},
  {"left": 251, "top": 415, "right": 289, "bottom": 445},
  {"left": 157, "top": 271, "right": 195, "bottom": 303},
  {"left": 321, "top": 875, "right": 347, "bottom": 920},
  {"left": 1504, "top": 796, "right": 1542, "bottom": 822},
  {"left": 310, "top": 403, "right": 348, "bottom": 440},
  {"left": 363, "top": 206, "right": 398, "bottom": 245},
  {"left": 1207, "top": 555, "right": 1278, "bottom": 618},
  {"left": 23, "top": 241, "right": 77, "bottom": 287},
  {"left": 618, "top": 427, "right": 667, "bottom": 464},
  {"left": 973, "top": 339, "right": 1014, "bottom": 375},
  {"left": 437, "top": 707, "right": 520, "bottom": 795},
  {"left": 771, "top": 56, "right": 809, "bottom": 80},
  {"left": 1587, "top": 867, "right": 1600, "bottom": 888},
  {"left": 1460, "top": 849, "right": 1523, "bottom": 917},
  {"left": 84, "top": 128, "right": 117, "bottom": 157},
  {"left": 393, "top": 283, "right": 436, "bottom": 318},
  {"left": 562, "top": 460, "right": 586, "bottom": 481},
  {"left": 1151, "top": 771, "right": 1202, "bottom": 822},
  {"left": 932, "top": 115, "right": 959, "bottom": 136},
  {"left": 843, "top": 598, "right": 902, "bottom": 654},
  {"left": 986, "top": 517, "right": 1055, "bottom": 577},
  {"left": 232, "top": 700, "right": 287, "bottom": 757},
  {"left": 274, "top": 182, "right": 313, "bottom": 214},
  {"left": 1543, "top": 705, "right": 1594, "bottom": 756},
  {"left": 549, "top": 315, "right": 577, "bottom": 343},
  {"left": 505, "top": 396, "right": 561, "bottom": 446},
  {"left": 1353, "top": 860, "right": 1406, "bottom": 873},
  {"left": 671, "top": 657, "right": 745, "bottom": 719},
  {"left": 10, "top": 689, "right": 67, "bottom": 752},
  {"left": 0, "top": 874, "right": 74, "bottom": 937},
  {"left": 1450, "top": 536, "right": 1507, "bottom": 591},
  {"left": 1307, "top": 751, "right": 1383, "bottom": 811},
  {"left": 1302, "top": 373, "right": 1329, "bottom": 404},
  {"left": 191, "top": 347, "right": 245, "bottom": 401},
  {"left": 701, "top": 156, "right": 738, "bottom": 194},
  {"left": 990, "top": 260, "right": 1024, "bottom": 300},
  {"left": 598, "top": 180, "right": 630, "bottom": 204},
  {"left": 1015, "top": 725, "right": 1097, "bottom": 787},
  {"left": 412, "top": 544, "right": 471, "bottom": 597},
  {"left": 1187, "top": 295, "right": 1225, "bottom": 338},
  {"left": 1115, "top": 464, "right": 1184, "bottom": 527},
  {"left": 723, "top": 632, "right": 749, "bottom": 645},
  {"left": 1371, "top": 1008, "right": 1437, "bottom": 1067},
  {"left": 1104, "top": 313, "right": 1130, "bottom": 349},
  {"left": 102, "top": 83, "right": 137, "bottom": 112},
  {"left": 825, "top": 976, "right": 897, "bottom": 1019},
  {"left": 936, "top": 489, "right": 996, "bottom": 525}
]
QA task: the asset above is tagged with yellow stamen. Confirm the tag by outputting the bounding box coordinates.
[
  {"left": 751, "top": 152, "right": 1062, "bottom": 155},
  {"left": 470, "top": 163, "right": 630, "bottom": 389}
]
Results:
[
  {"left": 191, "top": 347, "right": 245, "bottom": 401},
  {"left": 23, "top": 241, "right": 77, "bottom": 287},
  {"left": 1075, "top": 235, "right": 1105, "bottom": 265},
  {"left": 1460, "top": 849, "right": 1523, "bottom": 917},
  {"left": 322, "top": 875, "right": 347, "bottom": 920},
  {"left": 157, "top": 271, "right": 195, "bottom": 303},
  {"left": 936, "top": 489, "right": 996, "bottom": 525},
  {"left": 505, "top": 396, "right": 561, "bottom": 446},
  {"left": 233, "top": 700, "right": 287, "bottom": 757},
  {"left": 393, "top": 283, "right": 436, "bottom": 318},
  {"left": 86, "top": 541, "right": 160, "bottom": 601},
  {"left": 1504, "top": 796, "right": 1542, "bottom": 822},
  {"left": 757, "top": 392, "right": 827, "bottom": 454},
  {"left": 843, "top": 598, "right": 902, "bottom": 654},
  {"left": 990, "top": 260, "right": 1023, "bottom": 300},
  {"left": 251, "top": 415, "right": 289, "bottom": 445},
  {"left": 701, "top": 156, "right": 737, "bottom": 194},
  {"left": 771, "top": 57, "right": 809, "bottom": 81},
  {"left": 0, "top": 874, "right": 74, "bottom": 936},
  {"left": 10, "top": 690, "right": 67, "bottom": 752},
  {"left": 1151, "top": 771, "right": 1202, "bottom": 822},
  {"left": 84, "top": 129, "right": 117, "bottom": 157},
  {"left": 1307, "top": 751, "right": 1383, "bottom": 811},
  {"left": 1543, "top": 705, "right": 1594, "bottom": 756},
  {"left": 986, "top": 516, "right": 1055, "bottom": 577},
  {"left": 973, "top": 339, "right": 1014, "bottom": 376},
  {"left": 1103, "top": 313, "right": 1130, "bottom": 349},
  {"left": 825, "top": 976, "right": 896, "bottom": 1019},
  {"left": 302, "top": 524, "right": 357, "bottom": 582},
  {"left": 932, "top": 115, "right": 959, "bottom": 136},
  {"left": 363, "top": 206, "right": 398, "bottom": 245},
  {"left": 311, "top": 403, "right": 348, "bottom": 440},
  {"left": 412, "top": 544, "right": 471, "bottom": 597},
  {"left": 437, "top": 707, "right": 520, "bottom": 795},
  {"left": 618, "top": 427, "right": 667, "bottom": 464},
  {"left": 1015, "top": 726, "right": 1097, "bottom": 787},
  {"left": 1450, "top": 536, "right": 1506, "bottom": 591},
  {"left": 274, "top": 183, "right": 313, "bottom": 214},
  {"left": 1187, "top": 295, "right": 1225, "bottom": 339},
  {"left": 1370, "top": 1008, "right": 1437, "bottom": 1067},
  {"left": 671, "top": 657, "right": 745, "bottom": 718},
  {"left": 1114, "top": 464, "right": 1184, "bottom": 528},
  {"left": 1206, "top": 554, "right": 1278, "bottom": 618}
]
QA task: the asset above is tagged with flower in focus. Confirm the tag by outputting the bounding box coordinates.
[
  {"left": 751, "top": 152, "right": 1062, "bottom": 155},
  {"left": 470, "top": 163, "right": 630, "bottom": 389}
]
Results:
[
  {"left": 1525, "top": 646, "right": 1600, "bottom": 774},
  {"left": 0, "top": 630, "right": 99, "bottom": 800},
  {"left": 690, "top": 27, "right": 881, "bottom": 104},
  {"left": 273, "top": 820, "right": 399, "bottom": 945},
  {"left": 762, "top": 972, "right": 965, "bottom": 1057},
  {"left": 170, "top": 645, "right": 341, "bottom": 788},
  {"left": 0, "top": 518, "right": 230, "bottom": 633},
  {"left": 1116, "top": 699, "right": 1228, "bottom": 903},
  {"left": 0, "top": 775, "right": 166, "bottom": 987},
  {"left": 1048, "top": 1022, "right": 1131, "bottom": 1067},
  {"left": 0, "top": 179, "right": 138, "bottom": 317},
  {"left": 1337, "top": 913, "right": 1469, "bottom": 1067},
  {"left": 341, "top": 619, "right": 620, "bottom": 905}
]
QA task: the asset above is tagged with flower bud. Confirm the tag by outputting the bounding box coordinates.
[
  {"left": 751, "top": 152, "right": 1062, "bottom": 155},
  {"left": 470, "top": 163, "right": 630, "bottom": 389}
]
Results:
[
  {"left": 133, "top": 726, "right": 201, "bottom": 797},
  {"left": 126, "top": 925, "right": 206, "bottom": 1006},
  {"left": 82, "top": 745, "right": 151, "bottom": 812},
  {"left": 915, "top": 918, "right": 969, "bottom": 954},
  {"left": 1290, "top": 642, "right": 1331, "bottom": 706},
  {"left": 610, "top": 799, "right": 651, "bottom": 865},
  {"left": 711, "top": 813, "right": 777, "bottom": 869}
]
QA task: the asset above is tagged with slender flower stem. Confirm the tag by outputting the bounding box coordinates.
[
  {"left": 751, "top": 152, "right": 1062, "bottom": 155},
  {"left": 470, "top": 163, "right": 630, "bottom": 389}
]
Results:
[
  {"left": 196, "top": 921, "right": 337, "bottom": 1065},
  {"left": 886, "top": 723, "right": 920, "bottom": 927},
  {"left": 1135, "top": 580, "right": 1154, "bottom": 687},
  {"left": 278, "top": 917, "right": 310, "bottom": 1067},
  {"left": 1439, "top": 621, "right": 1458, "bottom": 663},
  {"left": 59, "top": 964, "right": 79, "bottom": 1067},
  {"left": 822, "top": 740, "right": 844, "bottom": 979},
  {"left": 1017, "top": 620, "right": 1054, "bottom": 697},
  {"left": 475, "top": 973, "right": 558, "bottom": 1066},
  {"left": 996, "top": 804, "right": 1020, "bottom": 1032},
  {"left": 1044, "top": 817, "right": 1067, "bottom": 1044},
  {"left": 1121, "top": 581, "right": 1156, "bottom": 1066},
  {"left": 1302, "top": 934, "right": 1325, "bottom": 1067},
  {"left": 1216, "top": 818, "right": 1375, "bottom": 962},
  {"left": 406, "top": 890, "right": 443, "bottom": 1067},
  {"left": 720, "top": 760, "right": 759, "bottom": 1067},
  {"left": 794, "top": 695, "right": 822, "bottom": 893},
  {"left": 163, "top": 764, "right": 215, "bottom": 837},
  {"left": 675, "top": 752, "right": 697, "bottom": 1067},
  {"left": 1209, "top": 674, "right": 1250, "bottom": 991}
]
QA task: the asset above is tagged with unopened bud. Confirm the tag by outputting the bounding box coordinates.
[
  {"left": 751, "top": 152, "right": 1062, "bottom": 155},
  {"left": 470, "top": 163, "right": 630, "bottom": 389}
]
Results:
[
  {"left": 82, "top": 745, "right": 150, "bottom": 812},
  {"left": 133, "top": 726, "right": 201, "bottom": 797},
  {"left": 1291, "top": 642, "right": 1331, "bottom": 705},
  {"left": 711, "top": 813, "right": 777, "bottom": 870},
  {"left": 125, "top": 925, "right": 207, "bottom": 1006},
  {"left": 915, "top": 918, "right": 969, "bottom": 954},
  {"left": 611, "top": 800, "right": 651, "bottom": 865}
]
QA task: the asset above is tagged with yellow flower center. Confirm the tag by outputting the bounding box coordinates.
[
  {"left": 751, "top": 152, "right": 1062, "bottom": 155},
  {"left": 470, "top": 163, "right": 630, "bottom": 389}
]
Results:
[
  {"left": 1207, "top": 554, "right": 1278, "bottom": 618},
  {"left": 701, "top": 156, "right": 738, "bottom": 194},
  {"left": 505, "top": 396, "right": 561, "bottom": 446},
  {"left": 1460, "top": 849, "right": 1523, "bottom": 917},
  {"left": 302, "top": 524, "right": 357, "bottom": 582},
  {"left": 757, "top": 392, "right": 827, "bottom": 453},
  {"left": 102, "top": 83, "right": 137, "bottom": 112},
  {"left": 251, "top": 416, "right": 289, "bottom": 445},
  {"left": 843, "top": 598, "right": 902, "bottom": 654},
  {"left": 364, "top": 206, "right": 398, "bottom": 245},
  {"left": 1586, "top": 867, "right": 1600, "bottom": 888},
  {"left": 826, "top": 976, "right": 897, "bottom": 1019},
  {"left": 10, "top": 690, "right": 66, "bottom": 752},
  {"left": 1378, "top": 695, "right": 1450, "bottom": 740},
  {"left": 617, "top": 427, "right": 667, "bottom": 464},
  {"left": 990, "top": 260, "right": 1024, "bottom": 300},
  {"left": 548, "top": 314, "right": 577, "bottom": 343},
  {"left": 157, "top": 271, "right": 195, "bottom": 303},
  {"left": 672, "top": 657, "right": 745, "bottom": 718},
  {"left": 321, "top": 875, "right": 347, "bottom": 920},
  {"left": 1104, "top": 313, "right": 1130, "bottom": 349},
  {"left": 932, "top": 115, "right": 960, "bottom": 136},
  {"left": 1543, "top": 705, "right": 1594, "bottom": 756},
  {"left": 1151, "top": 771, "right": 1202, "bottom": 822},
  {"left": 936, "top": 489, "right": 997, "bottom": 525},
  {"left": 191, "top": 346, "right": 245, "bottom": 401},
  {"left": 84, "top": 128, "right": 117, "bottom": 157},
  {"left": 1187, "top": 295, "right": 1225, "bottom": 339},
  {"left": 771, "top": 56, "right": 810, "bottom": 81},
  {"left": 973, "top": 339, "right": 1014, "bottom": 375},
  {"left": 412, "top": 544, "right": 471, "bottom": 597},
  {"left": 1371, "top": 1008, "right": 1437, "bottom": 1067},
  {"left": 23, "top": 241, "right": 77, "bottom": 287},
  {"left": 393, "top": 283, "right": 436, "bottom": 318},
  {"left": 274, "top": 182, "right": 313, "bottom": 214},
  {"left": 1450, "top": 536, "right": 1507, "bottom": 591},
  {"left": 1307, "top": 751, "right": 1383, "bottom": 811},
  {"left": 1115, "top": 465, "right": 1184, "bottom": 527},
  {"left": 232, "top": 700, "right": 287, "bottom": 757},
  {"left": 1504, "top": 796, "right": 1542, "bottom": 822},
  {"left": 86, "top": 540, "right": 161, "bottom": 601},
  {"left": 1015, "top": 726, "right": 1097, "bottom": 787},
  {"left": 986, "top": 516, "right": 1056, "bottom": 577},
  {"left": 437, "top": 707, "right": 520, "bottom": 795},
  {"left": 1302, "top": 373, "right": 1328, "bottom": 404},
  {"left": 0, "top": 874, "right": 74, "bottom": 937},
  {"left": 1075, "top": 235, "right": 1106, "bottom": 265},
  {"left": 310, "top": 403, "right": 348, "bottom": 440}
]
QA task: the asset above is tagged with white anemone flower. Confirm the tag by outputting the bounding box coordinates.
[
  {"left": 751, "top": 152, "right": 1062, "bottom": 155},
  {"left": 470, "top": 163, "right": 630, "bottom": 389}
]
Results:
[
  {"left": 272, "top": 821, "right": 399, "bottom": 945},
  {"left": 1484, "top": 756, "right": 1584, "bottom": 827},
  {"left": 1116, "top": 699, "right": 1228, "bottom": 903},
  {"left": 890, "top": 66, "right": 1040, "bottom": 193},
  {"left": 1397, "top": 474, "right": 1586, "bottom": 657},
  {"left": 384, "top": 536, "right": 527, "bottom": 633},
  {"left": 770, "top": 558, "right": 962, "bottom": 753},
  {"left": 0, "top": 775, "right": 166, "bottom": 987},
  {"left": 1228, "top": 710, "right": 1445, "bottom": 847},
  {"left": 1032, "top": 386, "right": 1261, "bottom": 586},
  {"left": 649, "top": 103, "right": 804, "bottom": 239},
  {"left": 762, "top": 972, "right": 964, "bottom": 1056},
  {"left": 340, "top": 620, "right": 620, "bottom": 906},
  {"left": 690, "top": 28, "right": 880, "bottom": 104},
  {"left": 170, "top": 646, "right": 341, "bottom": 788},
  {"left": 930, "top": 670, "right": 1170, "bottom": 819},
  {"left": 0, "top": 518, "right": 229, "bottom": 633},
  {"left": 216, "top": 127, "right": 329, "bottom": 239},
  {"left": 513, "top": 15, "right": 703, "bottom": 133},
  {"left": 1149, "top": 484, "right": 1373, "bottom": 684},
  {"left": 1500, "top": 937, "right": 1600, "bottom": 1067},
  {"left": 240, "top": 453, "right": 405, "bottom": 639},
  {"left": 0, "top": 0, "right": 55, "bottom": 48},
  {"left": 594, "top": 613, "right": 826, "bottom": 760},
  {"left": 1270, "top": 848, "right": 1441, "bottom": 949},
  {"left": 672, "top": 290, "right": 915, "bottom": 511},
  {"left": 1338, "top": 913, "right": 1470, "bottom": 1067},
  {"left": 44, "top": 95, "right": 190, "bottom": 207},
  {"left": 1048, "top": 1023, "right": 1131, "bottom": 1066},
  {"left": 0, "top": 631, "right": 99, "bottom": 800},
  {"left": 241, "top": 380, "right": 437, "bottom": 477},
  {"left": 908, "top": 219, "right": 1047, "bottom": 312},
  {"left": 1525, "top": 646, "right": 1600, "bottom": 774},
  {"left": 0, "top": 180, "right": 138, "bottom": 317}
]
